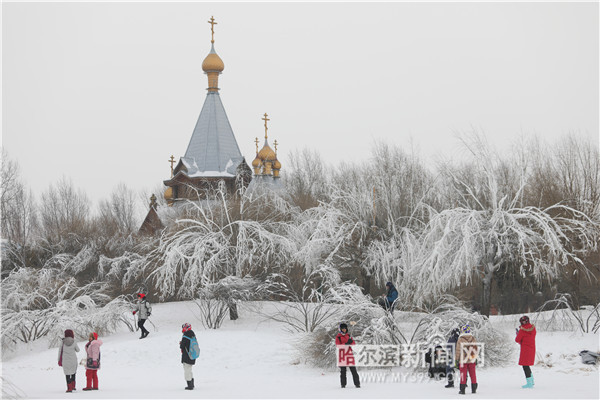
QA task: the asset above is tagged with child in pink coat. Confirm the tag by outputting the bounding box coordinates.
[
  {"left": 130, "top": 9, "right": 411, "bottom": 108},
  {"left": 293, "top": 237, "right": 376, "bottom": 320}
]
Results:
[{"left": 82, "top": 332, "right": 103, "bottom": 391}]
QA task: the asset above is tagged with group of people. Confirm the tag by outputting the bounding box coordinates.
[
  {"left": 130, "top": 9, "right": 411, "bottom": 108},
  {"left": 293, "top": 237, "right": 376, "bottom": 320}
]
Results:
[
  {"left": 57, "top": 287, "right": 537, "bottom": 394},
  {"left": 336, "top": 314, "right": 537, "bottom": 394},
  {"left": 57, "top": 292, "right": 198, "bottom": 392},
  {"left": 57, "top": 330, "right": 102, "bottom": 392}
]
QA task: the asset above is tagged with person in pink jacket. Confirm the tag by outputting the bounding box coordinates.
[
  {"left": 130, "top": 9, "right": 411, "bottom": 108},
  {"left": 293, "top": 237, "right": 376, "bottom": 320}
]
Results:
[{"left": 82, "top": 332, "right": 103, "bottom": 391}]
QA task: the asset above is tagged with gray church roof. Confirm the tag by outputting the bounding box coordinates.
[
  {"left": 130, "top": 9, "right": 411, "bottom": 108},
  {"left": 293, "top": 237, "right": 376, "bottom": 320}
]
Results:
[{"left": 183, "top": 91, "right": 243, "bottom": 177}]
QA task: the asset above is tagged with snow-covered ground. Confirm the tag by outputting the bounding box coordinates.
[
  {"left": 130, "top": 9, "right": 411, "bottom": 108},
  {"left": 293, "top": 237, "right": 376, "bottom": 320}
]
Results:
[{"left": 1, "top": 301, "right": 598, "bottom": 399}]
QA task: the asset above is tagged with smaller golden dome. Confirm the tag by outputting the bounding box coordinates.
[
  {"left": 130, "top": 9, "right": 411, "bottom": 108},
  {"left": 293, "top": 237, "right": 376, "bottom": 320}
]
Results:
[
  {"left": 252, "top": 156, "right": 261, "bottom": 168},
  {"left": 164, "top": 187, "right": 173, "bottom": 200},
  {"left": 202, "top": 45, "right": 224, "bottom": 72},
  {"left": 258, "top": 144, "right": 277, "bottom": 161},
  {"left": 273, "top": 159, "right": 281, "bottom": 169}
]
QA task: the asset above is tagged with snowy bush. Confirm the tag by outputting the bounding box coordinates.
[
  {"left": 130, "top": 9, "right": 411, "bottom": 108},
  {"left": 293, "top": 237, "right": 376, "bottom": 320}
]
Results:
[
  {"left": 409, "top": 300, "right": 512, "bottom": 367},
  {"left": 1, "top": 266, "right": 135, "bottom": 351},
  {"left": 193, "top": 276, "right": 261, "bottom": 329},
  {"left": 301, "top": 297, "right": 511, "bottom": 370},
  {"left": 534, "top": 293, "right": 600, "bottom": 334},
  {"left": 261, "top": 266, "right": 375, "bottom": 333},
  {"left": 296, "top": 289, "right": 386, "bottom": 369}
]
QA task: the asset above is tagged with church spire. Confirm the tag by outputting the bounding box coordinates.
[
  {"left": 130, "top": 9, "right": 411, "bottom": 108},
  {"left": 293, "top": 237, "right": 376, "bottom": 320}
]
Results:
[
  {"left": 201, "top": 16, "right": 224, "bottom": 92},
  {"left": 254, "top": 113, "right": 282, "bottom": 178}
]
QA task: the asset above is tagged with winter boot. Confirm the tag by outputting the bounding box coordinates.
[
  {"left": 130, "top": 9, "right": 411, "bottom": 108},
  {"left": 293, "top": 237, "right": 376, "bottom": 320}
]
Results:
[
  {"left": 471, "top": 383, "right": 478, "bottom": 393},
  {"left": 458, "top": 384, "right": 466, "bottom": 395},
  {"left": 185, "top": 379, "right": 194, "bottom": 390},
  {"left": 445, "top": 381, "right": 454, "bottom": 388},
  {"left": 82, "top": 387, "right": 93, "bottom": 391},
  {"left": 66, "top": 382, "right": 72, "bottom": 393},
  {"left": 531, "top": 374, "right": 534, "bottom": 386},
  {"left": 522, "top": 377, "right": 534, "bottom": 389},
  {"left": 341, "top": 385, "right": 345, "bottom": 389}
]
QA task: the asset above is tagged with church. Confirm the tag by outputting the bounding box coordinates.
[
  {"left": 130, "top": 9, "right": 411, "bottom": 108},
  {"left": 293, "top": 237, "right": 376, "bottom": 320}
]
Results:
[{"left": 139, "top": 17, "right": 282, "bottom": 235}]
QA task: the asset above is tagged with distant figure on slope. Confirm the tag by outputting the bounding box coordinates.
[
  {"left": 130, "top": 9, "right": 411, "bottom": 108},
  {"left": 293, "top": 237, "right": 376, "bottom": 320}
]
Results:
[
  {"left": 455, "top": 324, "right": 478, "bottom": 395},
  {"left": 335, "top": 323, "right": 361, "bottom": 389},
  {"left": 180, "top": 323, "right": 197, "bottom": 390},
  {"left": 444, "top": 327, "right": 460, "bottom": 388},
  {"left": 377, "top": 282, "right": 398, "bottom": 313},
  {"left": 82, "top": 332, "right": 102, "bottom": 391},
  {"left": 132, "top": 292, "right": 152, "bottom": 339},
  {"left": 515, "top": 315, "right": 536, "bottom": 389},
  {"left": 58, "top": 329, "right": 80, "bottom": 393}
]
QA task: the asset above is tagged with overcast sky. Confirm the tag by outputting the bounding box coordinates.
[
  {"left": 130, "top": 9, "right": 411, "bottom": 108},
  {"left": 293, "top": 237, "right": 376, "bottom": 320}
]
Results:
[{"left": 3, "top": 2, "right": 598, "bottom": 207}]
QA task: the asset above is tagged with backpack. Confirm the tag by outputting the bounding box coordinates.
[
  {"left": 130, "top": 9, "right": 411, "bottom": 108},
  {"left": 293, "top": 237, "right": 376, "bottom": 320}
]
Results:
[{"left": 183, "top": 336, "right": 200, "bottom": 360}]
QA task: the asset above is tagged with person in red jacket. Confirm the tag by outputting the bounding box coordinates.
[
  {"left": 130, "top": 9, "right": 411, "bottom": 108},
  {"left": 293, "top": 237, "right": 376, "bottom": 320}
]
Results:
[
  {"left": 335, "top": 323, "right": 360, "bottom": 389},
  {"left": 515, "top": 315, "right": 536, "bottom": 389}
]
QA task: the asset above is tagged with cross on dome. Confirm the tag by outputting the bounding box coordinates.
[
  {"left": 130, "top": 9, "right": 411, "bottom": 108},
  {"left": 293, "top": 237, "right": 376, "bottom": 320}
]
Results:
[
  {"left": 262, "top": 113, "right": 270, "bottom": 139},
  {"left": 208, "top": 16, "right": 217, "bottom": 43}
]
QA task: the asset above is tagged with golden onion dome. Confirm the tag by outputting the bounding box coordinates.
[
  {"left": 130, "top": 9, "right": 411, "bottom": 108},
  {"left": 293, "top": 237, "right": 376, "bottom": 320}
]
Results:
[
  {"left": 252, "top": 156, "right": 261, "bottom": 168},
  {"left": 273, "top": 159, "right": 281, "bottom": 169},
  {"left": 202, "top": 45, "right": 225, "bottom": 72},
  {"left": 258, "top": 144, "right": 277, "bottom": 161},
  {"left": 164, "top": 187, "right": 173, "bottom": 200}
]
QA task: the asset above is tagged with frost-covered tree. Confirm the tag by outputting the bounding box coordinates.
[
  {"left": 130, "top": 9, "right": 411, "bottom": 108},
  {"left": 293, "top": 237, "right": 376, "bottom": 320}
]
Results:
[
  {"left": 39, "top": 177, "right": 91, "bottom": 246},
  {"left": 146, "top": 187, "right": 296, "bottom": 303},
  {"left": 412, "top": 137, "right": 598, "bottom": 316},
  {"left": 97, "top": 183, "right": 141, "bottom": 236},
  {"left": 1, "top": 150, "right": 37, "bottom": 269}
]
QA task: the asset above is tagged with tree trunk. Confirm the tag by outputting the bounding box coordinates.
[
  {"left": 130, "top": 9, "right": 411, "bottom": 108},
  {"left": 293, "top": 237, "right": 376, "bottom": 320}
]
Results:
[
  {"left": 481, "top": 265, "right": 494, "bottom": 317},
  {"left": 360, "top": 269, "right": 372, "bottom": 296},
  {"left": 228, "top": 302, "right": 238, "bottom": 320}
]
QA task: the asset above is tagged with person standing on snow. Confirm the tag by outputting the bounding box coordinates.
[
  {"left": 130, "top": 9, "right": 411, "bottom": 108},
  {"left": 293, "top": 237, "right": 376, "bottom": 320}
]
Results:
[
  {"left": 335, "top": 323, "right": 361, "bottom": 389},
  {"left": 58, "top": 329, "right": 80, "bottom": 393},
  {"left": 132, "top": 292, "right": 151, "bottom": 339},
  {"left": 444, "top": 327, "right": 460, "bottom": 388},
  {"left": 455, "top": 324, "right": 478, "bottom": 395},
  {"left": 377, "top": 282, "right": 398, "bottom": 313},
  {"left": 180, "top": 323, "right": 196, "bottom": 390},
  {"left": 82, "top": 332, "right": 102, "bottom": 391},
  {"left": 515, "top": 315, "right": 536, "bottom": 389}
]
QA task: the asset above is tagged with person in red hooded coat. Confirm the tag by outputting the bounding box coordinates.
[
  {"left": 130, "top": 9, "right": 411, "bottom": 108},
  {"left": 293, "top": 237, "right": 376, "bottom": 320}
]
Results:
[{"left": 515, "top": 315, "right": 536, "bottom": 389}]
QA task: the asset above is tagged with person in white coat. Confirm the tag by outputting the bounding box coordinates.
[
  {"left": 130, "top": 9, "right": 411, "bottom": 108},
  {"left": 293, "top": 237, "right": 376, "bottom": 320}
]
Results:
[
  {"left": 58, "top": 329, "right": 80, "bottom": 393},
  {"left": 133, "top": 292, "right": 151, "bottom": 339}
]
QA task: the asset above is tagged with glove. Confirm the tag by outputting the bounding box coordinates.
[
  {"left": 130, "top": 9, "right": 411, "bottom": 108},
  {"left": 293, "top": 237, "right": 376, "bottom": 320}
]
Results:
[
  {"left": 515, "top": 328, "right": 518, "bottom": 334},
  {"left": 133, "top": 311, "right": 136, "bottom": 315},
  {"left": 346, "top": 338, "right": 354, "bottom": 345}
]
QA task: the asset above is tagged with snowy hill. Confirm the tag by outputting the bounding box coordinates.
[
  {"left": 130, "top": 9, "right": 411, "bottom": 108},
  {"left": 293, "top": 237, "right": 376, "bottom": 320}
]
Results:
[{"left": 2, "top": 301, "right": 598, "bottom": 399}]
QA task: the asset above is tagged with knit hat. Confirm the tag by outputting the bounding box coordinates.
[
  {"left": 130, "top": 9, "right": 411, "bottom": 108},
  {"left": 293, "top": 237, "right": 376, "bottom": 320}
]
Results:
[
  {"left": 137, "top": 293, "right": 146, "bottom": 299},
  {"left": 461, "top": 324, "right": 472, "bottom": 334},
  {"left": 339, "top": 323, "right": 348, "bottom": 332},
  {"left": 519, "top": 315, "right": 530, "bottom": 326},
  {"left": 92, "top": 332, "right": 98, "bottom": 340},
  {"left": 386, "top": 282, "right": 393, "bottom": 287},
  {"left": 64, "top": 329, "right": 74, "bottom": 338},
  {"left": 182, "top": 323, "right": 192, "bottom": 333}
]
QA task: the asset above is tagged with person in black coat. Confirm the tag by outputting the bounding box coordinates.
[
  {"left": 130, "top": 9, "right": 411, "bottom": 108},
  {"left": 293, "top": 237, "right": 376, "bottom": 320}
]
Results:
[
  {"left": 445, "top": 328, "right": 460, "bottom": 388},
  {"left": 179, "top": 323, "right": 196, "bottom": 390},
  {"left": 425, "top": 345, "right": 447, "bottom": 380}
]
